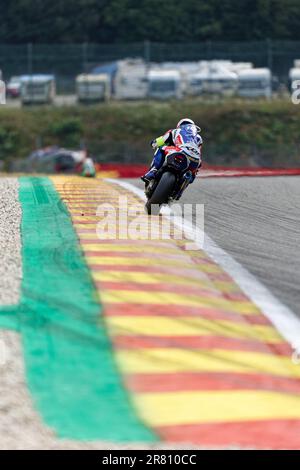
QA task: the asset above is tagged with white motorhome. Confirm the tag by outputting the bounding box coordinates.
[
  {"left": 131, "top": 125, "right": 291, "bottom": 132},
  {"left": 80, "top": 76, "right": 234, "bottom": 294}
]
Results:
[
  {"left": 20, "top": 74, "right": 56, "bottom": 105},
  {"left": 197, "top": 60, "right": 253, "bottom": 74},
  {"left": 205, "top": 60, "right": 233, "bottom": 70},
  {"left": 114, "top": 59, "right": 148, "bottom": 100},
  {"left": 226, "top": 62, "right": 253, "bottom": 73},
  {"left": 289, "top": 68, "right": 300, "bottom": 92},
  {"left": 237, "top": 68, "right": 272, "bottom": 98},
  {"left": 294, "top": 60, "right": 300, "bottom": 68},
  {"left": 153, "top": 62, "right": 203, "bottom": 96},
  {"left": 187, "top": 66, "right": 238, "bottom": 97},
  {"left": 148, "top": 70, "right": 183, "bottom": 99},
  {"left": 76, "top": 74, "right": 110, "bottom": 102}
]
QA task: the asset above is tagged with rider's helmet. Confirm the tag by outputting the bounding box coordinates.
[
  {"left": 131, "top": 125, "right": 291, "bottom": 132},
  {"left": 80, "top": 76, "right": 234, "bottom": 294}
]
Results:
[{"left": 177, "top": 118, "right": 195, "bottom": 128}]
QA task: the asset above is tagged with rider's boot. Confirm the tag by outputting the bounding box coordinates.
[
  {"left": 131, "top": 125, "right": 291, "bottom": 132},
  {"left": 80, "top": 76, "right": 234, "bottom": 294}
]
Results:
[
  {"left": 141, "top": 149, "right": 164, "bottom": 184},
  {"left": 141, "top": 168, "right": 158, "bottom": 184}
]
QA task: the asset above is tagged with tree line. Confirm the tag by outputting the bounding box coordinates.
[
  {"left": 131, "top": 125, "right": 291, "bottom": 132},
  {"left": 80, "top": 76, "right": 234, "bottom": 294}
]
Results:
[{"left": 1, "top": 0, "right": 300, "bottom": 44}]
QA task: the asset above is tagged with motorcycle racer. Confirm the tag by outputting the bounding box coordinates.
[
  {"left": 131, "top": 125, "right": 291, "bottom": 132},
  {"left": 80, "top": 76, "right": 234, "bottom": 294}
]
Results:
[{"left": 141, "top": 118, "right": 203, "bottom": 189}]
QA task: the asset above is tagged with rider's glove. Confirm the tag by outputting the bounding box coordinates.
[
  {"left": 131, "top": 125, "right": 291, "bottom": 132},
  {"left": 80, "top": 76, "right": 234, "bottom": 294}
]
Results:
[{"left": 150, "top": 139, "right": 158, "bottom": 149}]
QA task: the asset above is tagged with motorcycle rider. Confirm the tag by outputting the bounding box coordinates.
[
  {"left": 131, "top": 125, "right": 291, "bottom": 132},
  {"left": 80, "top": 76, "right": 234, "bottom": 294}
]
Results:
[{"left": 141, "top": 118, "right": 203, "bottom": 192}]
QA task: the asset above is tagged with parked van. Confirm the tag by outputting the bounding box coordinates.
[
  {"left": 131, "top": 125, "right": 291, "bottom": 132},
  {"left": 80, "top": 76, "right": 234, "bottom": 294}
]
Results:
[
  {"left": 20, "top": 74, "right": 56, "bottom": 105},
  {"left": 148, "top": 70, "right": 182, "bottom": 99},
  {"left": 76, "top": 74, "right": 110, "bottom": 102},
  {"left": 237, "top": 68, "right": 272, "bottom": 98}
]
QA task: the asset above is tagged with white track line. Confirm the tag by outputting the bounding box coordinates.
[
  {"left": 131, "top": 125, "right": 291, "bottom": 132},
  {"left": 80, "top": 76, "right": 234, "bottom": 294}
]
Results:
[{"left": 108, "top": 178, "right": 300, "bottom": 353}]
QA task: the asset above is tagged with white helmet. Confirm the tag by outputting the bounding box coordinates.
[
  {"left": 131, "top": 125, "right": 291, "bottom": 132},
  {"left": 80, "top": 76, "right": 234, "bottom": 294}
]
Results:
[{"left": 177, "top": 118, "right": 195, "bottom": 128}]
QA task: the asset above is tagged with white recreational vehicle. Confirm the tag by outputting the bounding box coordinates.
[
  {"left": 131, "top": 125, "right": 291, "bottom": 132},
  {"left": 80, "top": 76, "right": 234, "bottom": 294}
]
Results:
[
  {"left": 226, "top": 62, "right": 253, "bottom": 74},
  {"left": 147, "top": 70, "right": 183, "bottom": 99},
  {"left": 158, "top": 62, "right": 200, "bottom": 94},
  {"left": 114, "top": 59, "right": 148, "bottom": 100},
  {"left": 237, "top": 68, "right": 272, "bottom": 98},
  {"left": 293, "top": 60, "right": 300, "bottom": 69},
  {"left": 76, "top": 74, "right": 110, "bottom": 102},
  {"left": 289, "top": 68, "right": 300, "bottom": 92},
  {"left": 187, "top": 66, "right": 238, "bottom": 97},
  {"left": 20, "top": 74, "right": 56, "bottom": 105}
]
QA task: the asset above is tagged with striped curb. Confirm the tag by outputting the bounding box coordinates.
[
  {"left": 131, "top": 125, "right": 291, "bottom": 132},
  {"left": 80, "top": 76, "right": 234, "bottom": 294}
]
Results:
[
  {"left": 0, "top": 177, "right": 156, "bottom": 442},
  {"left": 52, "top": 175, "right": 300, "bottom": 449}
]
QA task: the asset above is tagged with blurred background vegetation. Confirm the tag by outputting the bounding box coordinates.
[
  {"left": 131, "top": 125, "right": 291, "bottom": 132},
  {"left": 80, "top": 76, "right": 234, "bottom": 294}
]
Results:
[
  {"left": 1, "top": 99, "right": 300, "bottom": 169},
  {"left": 2, "top": 1, "right": 300, "bottom": 170},
  {"left": 2, "top": 0, "right": 300, "bottom": 43}
]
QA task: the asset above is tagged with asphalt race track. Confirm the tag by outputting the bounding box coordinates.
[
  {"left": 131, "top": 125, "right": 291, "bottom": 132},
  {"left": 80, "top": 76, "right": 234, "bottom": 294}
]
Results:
[{"left": 129, "top": 176, "right": 300, "bottom": 318}]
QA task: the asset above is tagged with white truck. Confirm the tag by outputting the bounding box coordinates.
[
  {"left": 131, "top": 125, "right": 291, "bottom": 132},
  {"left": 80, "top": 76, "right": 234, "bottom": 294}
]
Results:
[
  {"left": 147, "top": 69, "right": 183, "bottom": 100},
  {"left": 237, "top": 68, "right": 272, "bottom": 99},
  {"left": 20, "top": 74, "right": 56, "bottom": 105},
  {"left": 76, "top": 74, "right": 110, "bottom": 103},
  {"left": 114, "top": 59, "right": 148, "bottom": 100}
]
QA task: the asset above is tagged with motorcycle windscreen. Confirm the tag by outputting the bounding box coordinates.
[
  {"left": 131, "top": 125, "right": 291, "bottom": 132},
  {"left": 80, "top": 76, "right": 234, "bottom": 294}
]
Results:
[{"left": 174, "top": 124, "right": 198, "bottom": 146}]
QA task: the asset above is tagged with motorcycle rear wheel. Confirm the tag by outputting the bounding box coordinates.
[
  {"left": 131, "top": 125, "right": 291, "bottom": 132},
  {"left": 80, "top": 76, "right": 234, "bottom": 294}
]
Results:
[{"left": 145, "top": 172, "right": 176, "bottom": 215}]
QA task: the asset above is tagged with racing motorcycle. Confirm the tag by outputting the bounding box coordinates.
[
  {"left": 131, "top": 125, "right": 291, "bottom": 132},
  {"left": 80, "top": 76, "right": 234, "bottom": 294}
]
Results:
[{"left": 144, "top": 141, "right": 201, "bottom": 215}]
